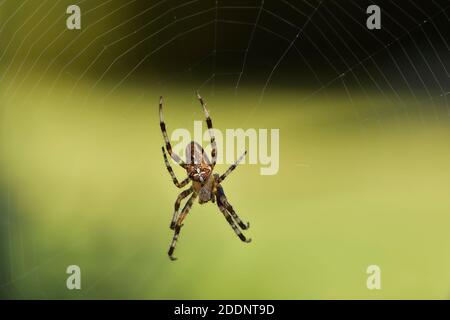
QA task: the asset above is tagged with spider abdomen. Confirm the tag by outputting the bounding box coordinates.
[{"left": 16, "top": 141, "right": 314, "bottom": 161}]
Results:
[
  {"left": 185, "top": 141, "right": 212, "bottom": 183},
  {"left": 187, "top": 164, "right": 211, "bottom": 182}
]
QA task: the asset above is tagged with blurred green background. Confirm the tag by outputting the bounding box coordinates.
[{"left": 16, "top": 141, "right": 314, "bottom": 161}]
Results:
[{"left": 1, "top": 0, "right": 450, "bottom": 299}]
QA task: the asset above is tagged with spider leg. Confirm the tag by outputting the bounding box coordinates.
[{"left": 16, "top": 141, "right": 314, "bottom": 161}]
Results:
[
  {"left": 162, "top": 147, "right": 190, "bottom": 188},
  {"left": 168, "top": 193, "right": 198, "bottom": 260},
  {"left": 159, "top": 96, "right": 187, "bottom": 169},
  {"left": 216, "top": 193, "right": 251, "bottom": 243},
  {"left": 216, "top": 185, "right": 250, "bottom": 230},
  {"left": 218, "top": 151, "right": 247, "bottom": 183},
  {"left": 196, "top": 92, "right": 217, "bottom": 168},
  {"left": 170, "top": 187, "right": 193, "bottom": 230}
]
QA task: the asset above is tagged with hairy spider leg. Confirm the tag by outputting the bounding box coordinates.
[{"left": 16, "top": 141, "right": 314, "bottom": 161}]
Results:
[
  {"left": 170, "top": 187, "right": 193, "bottom": 230},
  {"left": 168, "top": 193, "right": 198, "bottom": 260},
  {"left": 159, "top": 96, "right": 187, "bottom": 169},
  {"left": 216, "top": 194, "right": 252, "bottom": 243},
  {"left": 196, "top": 92, "right": 217, "bottom": 168},
  {"left": 162, "top": 147, "right": 190, "bottom": 188},
  {"left": 216, "top": 185, "right": 250, "bottom": 230},
  {"left": 218, "top": 151, "right": 247, "bottom": 183}
]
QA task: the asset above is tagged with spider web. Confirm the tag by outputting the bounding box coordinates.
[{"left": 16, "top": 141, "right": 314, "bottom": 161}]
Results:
[{"left": 0, "top": 0, "right": 449, "bottom": 297}]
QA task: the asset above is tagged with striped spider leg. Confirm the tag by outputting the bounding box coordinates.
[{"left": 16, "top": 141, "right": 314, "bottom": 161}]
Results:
[
  {"left": 217, "top": 151, "right": 247, "bottom": 184},
  {"left": 161, "top": 147, "right": 190, "bottom": 189},
  {"left": 196, "top": 92, "right": 217, "bottom": 168},
  {"left": 168, "top": 192, "right": 198, "bottom": 261},
  {"left": 216, "top": 184, "right": 251, "bottom": 243},
  {"left": 213, "top": 152, "right": 251, "bottom": 242},
  {"left": 159, "top": 96, "right": 187, "bottom": 169},
  {"left": 170, "top": 186, "right": 193, "bottom": 230},
  {"left": 216, "top": 184, "right": 250, "bottom": 231},
  {"left": 161, "top": 146, "right": 193, "bottom": 230}
]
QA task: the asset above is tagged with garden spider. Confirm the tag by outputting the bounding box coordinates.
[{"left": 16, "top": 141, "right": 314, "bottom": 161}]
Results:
[{"left": 159, "top": 93, "right": 251, "bottom": 260}]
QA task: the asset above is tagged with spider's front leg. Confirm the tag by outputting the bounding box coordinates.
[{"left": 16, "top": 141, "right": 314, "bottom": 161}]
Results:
[
  {"left": 168, "top": 193, "right": 198, "bottom": 261},
  {"left": 216, "top": 185, "right": 251, "bottom": 243},
  {"left": 170, "top": 187, "right": 193, "bottom": 230},
  {"left": 217, "top": 185, "right": 250, "bottom": 230}
]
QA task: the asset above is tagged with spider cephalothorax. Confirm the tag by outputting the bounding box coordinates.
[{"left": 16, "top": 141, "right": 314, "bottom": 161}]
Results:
[{"left": 159, "top": 93, "right": 251, "bottom": 260}]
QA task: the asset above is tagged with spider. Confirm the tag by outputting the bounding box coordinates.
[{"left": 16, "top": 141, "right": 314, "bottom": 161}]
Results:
[{"left": 159, "top": 93, "right": 251, "bottom": 260}]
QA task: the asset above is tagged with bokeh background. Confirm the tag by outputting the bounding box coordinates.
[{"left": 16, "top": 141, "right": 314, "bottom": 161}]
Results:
[{"left": 0, "top": 0, "right": 449, "bottom": 299}]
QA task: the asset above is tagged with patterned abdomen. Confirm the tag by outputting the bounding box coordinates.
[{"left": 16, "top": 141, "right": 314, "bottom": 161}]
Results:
[{"left": 185, "top": 141, "right": 212, "bottom": 183}]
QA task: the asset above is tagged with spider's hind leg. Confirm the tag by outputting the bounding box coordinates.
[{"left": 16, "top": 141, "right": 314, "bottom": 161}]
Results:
[
  {"left": 159, "top": 96, "right": 187, "bottom": 169},
  {"left": 162, "top": 147, "right": 190, "bottom": 189},
  {"left": 196, "top": 92, "right": 217, "bottom": 168}
]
